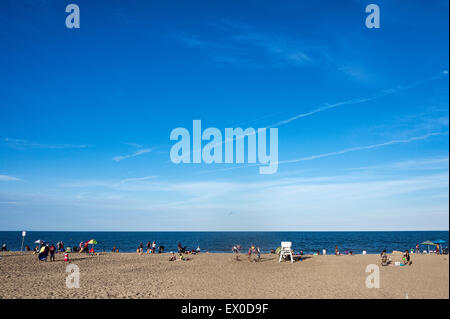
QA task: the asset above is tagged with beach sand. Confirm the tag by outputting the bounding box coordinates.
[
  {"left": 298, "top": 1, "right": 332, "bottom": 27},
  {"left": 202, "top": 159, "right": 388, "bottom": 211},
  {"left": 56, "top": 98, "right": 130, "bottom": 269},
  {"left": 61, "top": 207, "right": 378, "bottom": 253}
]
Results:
[{"left": 0, "top": 251, "right": 448, "bottom": 299}]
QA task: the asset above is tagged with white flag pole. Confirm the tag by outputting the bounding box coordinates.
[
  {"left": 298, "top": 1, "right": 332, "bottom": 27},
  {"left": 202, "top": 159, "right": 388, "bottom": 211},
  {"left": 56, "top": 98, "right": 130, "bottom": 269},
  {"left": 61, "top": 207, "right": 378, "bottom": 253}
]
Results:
[{"left": 21, "top": 231, "right": 26, "bottom": 251}]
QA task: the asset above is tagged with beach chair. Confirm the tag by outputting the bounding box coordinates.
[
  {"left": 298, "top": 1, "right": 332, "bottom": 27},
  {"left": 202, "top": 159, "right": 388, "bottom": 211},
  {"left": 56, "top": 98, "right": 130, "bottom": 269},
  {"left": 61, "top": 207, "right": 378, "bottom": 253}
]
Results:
[{"left": 279, "top": 241, "right": 294, "bottom": 263}]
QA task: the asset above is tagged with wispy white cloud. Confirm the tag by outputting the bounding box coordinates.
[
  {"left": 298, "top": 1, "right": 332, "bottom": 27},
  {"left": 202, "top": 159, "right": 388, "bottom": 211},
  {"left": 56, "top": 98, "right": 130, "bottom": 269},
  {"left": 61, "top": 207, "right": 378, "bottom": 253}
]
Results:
[
  {"left": 3, "top": 138, "right": 88, "bottom": 150},
  {"left": 347, "top": 156, "right": 449, "bottom": 172},
  {"left": 10, "top": 171, "right": 448, "bottom": 230},
  {"left": 61, "top": 175, "right": 157, "bottom": 189},
  {"left": 112, "top": 148, "right": 152, "bottom": 162},
  {"left": 204, "top": 131, "right": 449, "bottom": 173},
  {"left": 279, "top": 131, "right": 449, "bottom": 165},
  {"left": 188, "top": 71, "right": 448, "bottom": 162},
  {"left": 268, "top": 70, "right": 449, "bottom": 127},
  {"left": 0, "top": 174, "right": 22, "bottom": 182},
  {"left": 123, "top": 142, "right": 143, "bottom": 148},
  {"left": 176, "top": 20, "right": 326, "bottom": 68}
]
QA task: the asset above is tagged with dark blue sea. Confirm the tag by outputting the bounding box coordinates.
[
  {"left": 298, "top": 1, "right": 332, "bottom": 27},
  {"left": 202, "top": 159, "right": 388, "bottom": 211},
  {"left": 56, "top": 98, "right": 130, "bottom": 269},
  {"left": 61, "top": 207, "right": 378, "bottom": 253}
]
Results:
[{"left": 0, "top": 231, "right": 448, "bottom": 254}]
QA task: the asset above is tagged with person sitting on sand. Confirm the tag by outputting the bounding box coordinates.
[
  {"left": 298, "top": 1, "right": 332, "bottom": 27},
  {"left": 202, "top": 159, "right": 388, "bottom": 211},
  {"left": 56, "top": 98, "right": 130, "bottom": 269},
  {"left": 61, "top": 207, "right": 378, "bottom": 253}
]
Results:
[
  {"left": 179, "top": 253, "right": 190, "bottom": 261},
  {"left": 169, "top": 253, "right": 176, "bottom": 261},
  {"left": 381, "top": 249, "right": 391, "bottom": 266},
  {"left": 402, "top": 250, "right": 412, "bottom": 266},
  {"left": 158, "top": 245, "right": 164, "bottom": 253}
]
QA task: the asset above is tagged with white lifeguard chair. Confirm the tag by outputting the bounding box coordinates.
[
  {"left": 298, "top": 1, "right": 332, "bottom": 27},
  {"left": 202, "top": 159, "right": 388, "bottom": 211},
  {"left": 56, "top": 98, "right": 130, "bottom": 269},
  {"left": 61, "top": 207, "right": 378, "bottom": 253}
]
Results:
[{"left": 279, "top": 241, "right": 294, "bottom": 263}]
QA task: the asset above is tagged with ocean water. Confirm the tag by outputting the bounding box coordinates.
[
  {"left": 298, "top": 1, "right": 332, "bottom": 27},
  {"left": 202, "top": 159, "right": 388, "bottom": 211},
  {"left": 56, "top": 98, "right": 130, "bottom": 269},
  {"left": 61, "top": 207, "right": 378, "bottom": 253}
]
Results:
[{"left": 0, "top": 231, "right": 448, "bottom": 254}]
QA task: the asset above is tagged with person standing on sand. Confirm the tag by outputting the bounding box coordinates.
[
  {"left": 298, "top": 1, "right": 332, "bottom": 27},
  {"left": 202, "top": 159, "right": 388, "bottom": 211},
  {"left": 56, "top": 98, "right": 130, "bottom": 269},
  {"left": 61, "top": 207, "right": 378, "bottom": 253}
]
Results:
[
  {"left": 335, "top": 245, "right": 339, "bottom": 255},
  {"left": 248, "top": 245, "right": 256, "bottom": 262},
  {"left": 256, "top": 247, "right": 261, "bottom": 262},
  {"left": 49, "top": 244, "right": 56, "bottom": 262},
  {"left": 146, "top": 241, "right": 151, "bottom": 254},
  {"left": 436, "top": 244, "right": 440, "bottom": 254},
  {"left": 232, "top": 245, "right": 241, "bottom": 260},
  {"left": 152, "top": 241, "right": 156, "bottom": 254},
  {"left": 416, "top": 244, "right": 420, "bottom": 254}
]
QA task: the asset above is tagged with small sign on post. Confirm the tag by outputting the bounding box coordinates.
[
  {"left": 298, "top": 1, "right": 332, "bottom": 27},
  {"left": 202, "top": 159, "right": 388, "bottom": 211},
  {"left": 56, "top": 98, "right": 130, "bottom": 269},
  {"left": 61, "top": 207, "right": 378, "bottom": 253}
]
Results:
[{"left": 21, "top": 231, "right": 26, "bottom": 251}]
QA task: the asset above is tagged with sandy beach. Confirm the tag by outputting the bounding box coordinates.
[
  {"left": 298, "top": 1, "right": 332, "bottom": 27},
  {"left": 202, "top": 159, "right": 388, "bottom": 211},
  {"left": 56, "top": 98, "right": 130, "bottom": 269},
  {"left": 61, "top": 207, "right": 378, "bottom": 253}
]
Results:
[{"left": 0, "top": 251, "right": 448, "bottom": 299}]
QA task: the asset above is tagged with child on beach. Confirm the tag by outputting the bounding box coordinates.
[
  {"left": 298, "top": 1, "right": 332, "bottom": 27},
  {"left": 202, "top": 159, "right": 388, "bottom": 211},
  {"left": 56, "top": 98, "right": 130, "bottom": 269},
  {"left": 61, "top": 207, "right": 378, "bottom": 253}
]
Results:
[{"left": 402, "top": 250, "right": 412, "bottom": 266}]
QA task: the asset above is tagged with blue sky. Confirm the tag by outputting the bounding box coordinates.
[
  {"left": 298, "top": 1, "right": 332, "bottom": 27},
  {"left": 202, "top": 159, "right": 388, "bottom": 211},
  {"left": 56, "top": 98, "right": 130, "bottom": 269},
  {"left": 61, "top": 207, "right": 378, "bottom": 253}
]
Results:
[{"left": 0, "top": 0, "right": 448, "bottom": 231}]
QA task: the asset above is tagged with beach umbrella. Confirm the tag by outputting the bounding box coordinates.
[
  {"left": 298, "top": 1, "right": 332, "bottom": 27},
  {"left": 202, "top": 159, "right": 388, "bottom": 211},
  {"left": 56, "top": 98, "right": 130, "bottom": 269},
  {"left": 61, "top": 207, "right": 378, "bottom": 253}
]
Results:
[
  {"left": 421, "top": 240, "right": 436, "bottom": 253},
  {"left": 87, "top": 239, "right": 97, "bottom": 252},
  {"left": 433, "top": 240, "right": 447, "bottom": 254}
]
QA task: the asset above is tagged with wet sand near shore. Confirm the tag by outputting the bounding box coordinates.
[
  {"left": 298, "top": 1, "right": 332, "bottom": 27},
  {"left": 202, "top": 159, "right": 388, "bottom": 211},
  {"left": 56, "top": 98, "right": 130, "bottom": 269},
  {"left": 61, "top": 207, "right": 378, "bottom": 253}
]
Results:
[{"left": 0, "top": 252, "right": 448, "bottom": 299}]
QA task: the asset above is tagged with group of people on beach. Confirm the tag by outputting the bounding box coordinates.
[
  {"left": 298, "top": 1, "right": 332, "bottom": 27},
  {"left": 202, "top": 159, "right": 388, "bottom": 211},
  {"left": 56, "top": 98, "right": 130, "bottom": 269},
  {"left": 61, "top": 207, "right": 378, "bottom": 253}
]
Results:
[
  {"left": 31, "top": 239, "right": 99, "bottom": 263},
  {"left": 380, "top": 249, "right": 412, "bottom": 266},
  {"left": 231, "top": 244, "right": 262, "bottom": 262},
  {"left": 137, "top": 241, "right": 166, "bottom": 254},
  {"left": 34, "top": 242, "right": 57, "bottom": 262}
]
